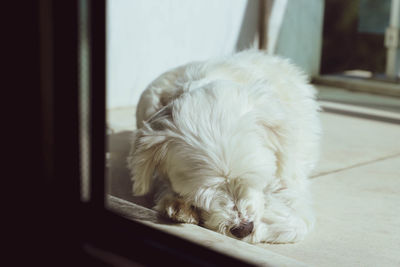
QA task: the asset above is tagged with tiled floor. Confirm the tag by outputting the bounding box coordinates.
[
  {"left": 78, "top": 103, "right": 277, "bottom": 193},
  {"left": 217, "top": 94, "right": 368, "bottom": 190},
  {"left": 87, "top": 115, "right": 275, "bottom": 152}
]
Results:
[
  {"left": 263, "top": 156, "right": 400, "bottom": 267},
  {"left": 107, "top": 86, "right": 400, "bottom": 266}
]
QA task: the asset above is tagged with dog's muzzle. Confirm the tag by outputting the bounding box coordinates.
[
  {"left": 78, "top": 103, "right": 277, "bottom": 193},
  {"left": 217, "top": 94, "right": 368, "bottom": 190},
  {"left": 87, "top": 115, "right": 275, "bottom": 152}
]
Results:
[{"left": 230, "top": 221, "right": 254, "bottom": 238}]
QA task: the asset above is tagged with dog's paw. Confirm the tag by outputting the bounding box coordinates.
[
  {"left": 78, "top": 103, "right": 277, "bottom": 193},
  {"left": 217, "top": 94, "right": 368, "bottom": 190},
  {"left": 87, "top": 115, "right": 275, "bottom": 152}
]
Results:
[
  {"left": 155, "top": 196, "right": 200, "bottom": 224},
  {"left": 256, "top": 218, "right": 310, "bottom": 244},
  {"left": 264, "top": 225, "right": 307, "bottom": 244}
]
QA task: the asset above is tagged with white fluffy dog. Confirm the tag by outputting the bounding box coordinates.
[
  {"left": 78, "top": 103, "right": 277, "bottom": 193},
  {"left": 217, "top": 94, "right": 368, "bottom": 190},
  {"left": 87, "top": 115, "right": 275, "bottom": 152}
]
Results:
[{"left": 128, "top": 50, "right": 321, "bottom": 244}]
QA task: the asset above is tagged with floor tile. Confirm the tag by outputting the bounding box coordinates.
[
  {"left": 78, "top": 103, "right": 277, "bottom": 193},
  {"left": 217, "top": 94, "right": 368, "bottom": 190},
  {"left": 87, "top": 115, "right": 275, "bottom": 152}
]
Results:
[
  {"left": 313, "top": 112, "right": 400, "bottom": 177},
  {"left": 261, "top": 156, "right": 400, "bottom": 267},
  {"left": 107, "top": 106, "right": 136, "bottom": 132}
]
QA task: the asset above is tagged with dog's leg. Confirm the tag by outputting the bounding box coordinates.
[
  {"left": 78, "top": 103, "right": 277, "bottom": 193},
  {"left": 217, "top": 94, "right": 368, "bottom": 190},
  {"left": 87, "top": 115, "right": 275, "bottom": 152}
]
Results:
[
  {"left": 259, "top": 212, "right": 311, "bottom": 244},
  {"left": 256, "top": 190, "right": 314, "bottom": 244},
  {"left": 154, "top": 187, "right": 200, "bottom": 224}
]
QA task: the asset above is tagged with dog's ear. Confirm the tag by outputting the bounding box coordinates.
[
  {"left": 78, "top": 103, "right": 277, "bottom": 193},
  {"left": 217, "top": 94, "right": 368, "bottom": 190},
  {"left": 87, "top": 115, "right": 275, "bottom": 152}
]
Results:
[
  {"left": 254, "top": 102, "right": 286, "bottom": 153},
  {"left": 257, "top": 119, "right": 284, "bottom": 152},
  {"left": 255, "top": 109, "right": 290, "bottom": 180},
  {"left": 257, "top": 111, "right": 299, "bottom": 186},
  {"left": 247, "top": 82, "right": 286, "bottom": 152},
  {"left": 128, "top": 106, "right": 172, "bottom": 196}
]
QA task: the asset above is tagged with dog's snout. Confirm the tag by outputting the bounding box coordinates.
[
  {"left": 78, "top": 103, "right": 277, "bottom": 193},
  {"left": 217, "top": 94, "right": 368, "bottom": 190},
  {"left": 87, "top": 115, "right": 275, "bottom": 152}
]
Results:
[{"left": 230, "top": 221, "right": 254, "bottom": 238}]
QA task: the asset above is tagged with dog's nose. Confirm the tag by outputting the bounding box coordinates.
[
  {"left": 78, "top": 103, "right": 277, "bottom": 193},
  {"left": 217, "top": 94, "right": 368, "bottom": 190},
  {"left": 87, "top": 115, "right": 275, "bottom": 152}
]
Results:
[{"left": 230, "top": 221, "right": 254, "bottom": 238}]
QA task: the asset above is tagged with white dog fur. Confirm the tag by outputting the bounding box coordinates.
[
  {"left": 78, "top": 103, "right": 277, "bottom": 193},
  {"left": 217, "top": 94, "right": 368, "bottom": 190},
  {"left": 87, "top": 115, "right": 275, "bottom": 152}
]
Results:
[{"left": 128, "top": 50, "right": 321, "bottom": 244}]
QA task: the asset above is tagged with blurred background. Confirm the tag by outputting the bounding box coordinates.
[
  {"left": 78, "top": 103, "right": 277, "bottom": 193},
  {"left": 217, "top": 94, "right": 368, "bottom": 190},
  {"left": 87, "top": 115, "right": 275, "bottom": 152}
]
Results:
[{"left": 106, "top": 0, "right": 399, "bottom": 110}]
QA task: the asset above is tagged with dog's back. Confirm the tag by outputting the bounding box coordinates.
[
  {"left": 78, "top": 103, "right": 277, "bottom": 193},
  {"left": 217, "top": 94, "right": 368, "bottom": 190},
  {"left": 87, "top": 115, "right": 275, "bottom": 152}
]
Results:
[
  {"left": 136, "top": 49, "right": 321, "bottom": 181},
  {"left": 136, "top": 50, "right": 316, "bottom": 126}
]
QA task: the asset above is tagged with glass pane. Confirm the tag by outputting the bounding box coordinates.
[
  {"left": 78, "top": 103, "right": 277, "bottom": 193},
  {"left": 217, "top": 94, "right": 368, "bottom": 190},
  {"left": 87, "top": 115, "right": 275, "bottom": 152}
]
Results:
[{"left": 321, "top": 0, "right": 398, "bottom": 81}]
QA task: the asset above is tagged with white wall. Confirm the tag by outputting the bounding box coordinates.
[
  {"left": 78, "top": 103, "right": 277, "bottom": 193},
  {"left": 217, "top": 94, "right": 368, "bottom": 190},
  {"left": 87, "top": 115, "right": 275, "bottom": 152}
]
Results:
[{"left": 107, "top": 0, "right": 259, "bottom": 109}]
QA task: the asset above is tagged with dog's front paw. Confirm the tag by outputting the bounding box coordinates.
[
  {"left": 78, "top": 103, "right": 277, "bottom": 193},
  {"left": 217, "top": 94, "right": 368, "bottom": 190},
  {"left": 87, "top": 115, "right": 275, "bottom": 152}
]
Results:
[
  {"left": 255, "top": 217, "right": 310, "bottom": 244},
  {"left": 155, "top": 195, "right": 200, "bottom": 224},
  {"left": 264, "top": 224, "right": 308, "bottom": 244}
]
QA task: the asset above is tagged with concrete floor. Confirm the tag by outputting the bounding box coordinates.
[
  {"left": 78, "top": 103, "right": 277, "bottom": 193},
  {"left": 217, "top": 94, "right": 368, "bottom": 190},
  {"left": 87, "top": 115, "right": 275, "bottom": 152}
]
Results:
[{"left": 106, "top": 86, "right": 400, "bottom": 266}]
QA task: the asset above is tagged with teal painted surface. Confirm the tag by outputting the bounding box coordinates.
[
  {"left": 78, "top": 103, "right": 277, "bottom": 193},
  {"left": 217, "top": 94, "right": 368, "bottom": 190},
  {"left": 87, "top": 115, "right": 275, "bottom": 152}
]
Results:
[
  {"left": 358, "top": 0, "right": 391, "bottom": 34},
  {"left": 274, "top": 0, "right": 325, "bottom": 77}
]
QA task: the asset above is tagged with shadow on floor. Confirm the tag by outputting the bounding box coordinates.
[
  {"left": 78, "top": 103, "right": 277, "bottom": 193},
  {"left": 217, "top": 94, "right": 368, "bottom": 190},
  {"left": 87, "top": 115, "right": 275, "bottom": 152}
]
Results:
[{"left": 108, "top": 131, "right": 154, "bottom": 209}]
